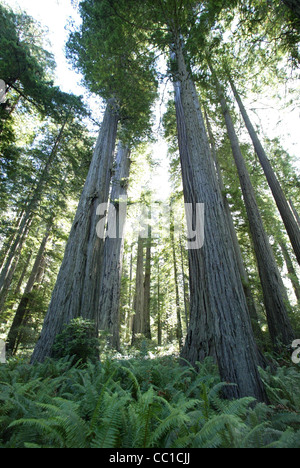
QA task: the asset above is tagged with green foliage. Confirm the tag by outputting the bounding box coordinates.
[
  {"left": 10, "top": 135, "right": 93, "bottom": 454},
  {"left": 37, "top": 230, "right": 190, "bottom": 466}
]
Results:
[
  {"left": 0, "top": 356, "right": 300, "bottom": 448},
  {"left": 0, "top": 3, "right": 85, "bottom": 121},
  {"left": 52, "top": 319, "right": 99, "bottom": 364},
  {"left": 66, "top": 0, "right": 158, "bottom": 144}
]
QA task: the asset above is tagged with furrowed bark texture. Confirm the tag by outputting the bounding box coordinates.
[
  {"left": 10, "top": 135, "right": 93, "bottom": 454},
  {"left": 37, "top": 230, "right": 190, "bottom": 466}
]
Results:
[
  {"left": 215, "top": 76, "right": 295, "bottom": 348},
  {"left": 229, "top": 76, "right": 300, "bottom": 266},
  {"left": 98, "top": 143, "right": 131, "bottom": 350},
  {"left": 31, "top": 100, "right": 119, "bottom": 363},
  {"left": 204, "top": 108, "right": 262, "bottom": 339},
  {"left": 173, "top": 41, "right": 267, "bottom": 402}
]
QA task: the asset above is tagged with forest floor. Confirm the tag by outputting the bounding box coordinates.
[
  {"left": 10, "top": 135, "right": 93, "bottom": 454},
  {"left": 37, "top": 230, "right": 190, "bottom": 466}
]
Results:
[{"left": 0, "top": 347, "right": 300, "bottom": 448}]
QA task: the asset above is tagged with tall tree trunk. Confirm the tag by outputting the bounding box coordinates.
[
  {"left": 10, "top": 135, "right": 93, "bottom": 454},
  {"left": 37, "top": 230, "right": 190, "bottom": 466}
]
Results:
[
  {"left": 7, "top": 224, "right": 52, "bottom": 355},
  {"left": 279, "top": 240, "right": 300, "bottom": 302},
  {"left": 143, "top": 210, "right": 152, "bottom": 340},
  {"left": 229, "top": 75, "right": 300, "bottom": 265},
  {"left": 0, "top": 218, "right": 33, "bottom": 314},
  {"left": 170, "top": 208, "right": 183, "bottom": 349},
  {"left": 204, "top": 107, "right": 262, "bottom": 340},
  {"left": 172, "top": 38, "right": 267, "bottom": 402},
  {"left": 13, "top": 250, "right": 33, "bottom": 297},
  {"left": 98, "top": 143, "right": 131, "bottom": 350},
  {"left": 0, "top": 117, "right": 68, "bottom": 299},
  {"left": 290, "top": 199, "right": 300, "bottom": 227},
  {"left": 211, "top": 66, "right": 294, "bottom": 349},
  {"left": 132, "top": 234, "right": 145, "bottom": 344},
  {"left": 157, "top": 258, "right": 162, "bottom": 347},
  {"left": 31, "top": 99, "right": 119, "bottom": 363},
  {"left": 179, "top": 235, "right": 189, "bottom": 330}
]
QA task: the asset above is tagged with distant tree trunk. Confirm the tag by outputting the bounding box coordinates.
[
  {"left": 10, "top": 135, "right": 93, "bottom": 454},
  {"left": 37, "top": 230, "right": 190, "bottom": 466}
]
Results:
[
  {"left": 0, "top": 218, "right": 32, "bottom": 314},
  {"left": 143, "top": 211, "right": 152, "bottom": 340},
  {"left": 179, "top": 235, "right": 189, "bottom": 330},
  {"left": 279, "top": 240, "right": 300, "bottom": 302},
  {"left": 7, "top": 224, "right": 51, "bottom": 355},
  {"left": 212, "top": 66, "right": 294, "bottom": 349},
  {"left": 290, "top": 199, "right": 300, "bottom": 227},
  {"left": 0, "top": 117, "right": 68, "bottom": 301},
  {"left": 171, "top": 38, "right": 267, "bottom": 403},
  {"left": 157, "top": 258, "right": 162, "bottom": 347},
  {"left": 0, "top": 210, "right": 24, "bottom": 270},
  {"left": 132, "top": 235, "right": 145, "bottom": 345},
  {"left": 170, "top": 208, "right": 183, "bottom": 349},
  {"left": 13, "top": 250, "right": 33, "bottom": 297},
  {"left": 98, "top": 143, "right": 131, "bottom": 350},
  {"left": 229, "top": 75, "right": 300, "bottom": 266},
  {"left": 31, "top": 99, "right": 119, "bottom": 363},
  {"left": 282, "top": 0, "right": 300, "bottom": 18}
]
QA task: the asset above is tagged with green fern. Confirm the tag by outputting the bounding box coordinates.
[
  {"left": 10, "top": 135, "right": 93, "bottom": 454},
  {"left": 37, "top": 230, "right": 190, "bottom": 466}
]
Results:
[{"left": 1, "top": 356, "right": 300, "bottom": 448}]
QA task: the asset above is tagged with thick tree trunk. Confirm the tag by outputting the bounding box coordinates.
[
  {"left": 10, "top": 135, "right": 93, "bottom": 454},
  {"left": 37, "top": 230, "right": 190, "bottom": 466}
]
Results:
[
  {"left": 7, "top": 225, "right": 51, "bottom": 355},
  {"left": 172, "top": 39, "right": 267, "bottom": 402},
  {"left": 98, "top": 143, "right": 131, "bottom": 350},
  {"left": 213, "top": 69, "right": 294, "bottom": 349},
  {"left": 204, "top": 108, "right": 262, "bottom": 340},
  {"left": 229, "top": 76, "right": 300, "bottom": 266},
  {"left": 31, "top": 99, "right": 119, "bottom": 363}
]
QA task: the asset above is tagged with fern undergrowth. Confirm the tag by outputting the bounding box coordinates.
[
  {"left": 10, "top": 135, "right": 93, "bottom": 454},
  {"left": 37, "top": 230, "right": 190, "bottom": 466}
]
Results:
[{"left": 0, "top": 355, "right": 299, "bottom": 448}]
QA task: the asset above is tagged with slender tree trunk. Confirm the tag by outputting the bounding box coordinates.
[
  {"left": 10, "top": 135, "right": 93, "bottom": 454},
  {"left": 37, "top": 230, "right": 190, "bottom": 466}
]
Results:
[
  {"left": 212, "top": 66, "right": 294, "bottom": 349},
  {"left": 0, "top": 218, "right": 33, "bottom": 314},
  {"left": 0, "top": 117, "right": 68, "bottom": 298},
  {"left": 179, "top": 235, "right": 189, "bottom": 330},
  {"left": 172, "top": 38, "right": 267, "bottom": 402},
  {"left": 7, "top": 225, "right": 51, "bottom": 354},
  {"left": 157, "top": 258, "right": 162, "bottom": 347},
  {"left": 290, "top": 199, "right": 300, "bottom": 227},
  {"left": 229, "top": 75, "right": 300, "bottom": 265},
  {"left": 143, "top": 211, "right": 152, "bottom": 340},
  {"left": 280, "top": 240, "right": 300, "bottom": 302},
  {"left": 0, "top": 210, "right": 24, "bottom": 270},
  {"left": 31, "top": 99, "right": 119, "bottom": 363},
  {"left": 132, "top": 234, "right": 145, "bottom": 345},
  {"left": 13, "top": 250, "right": 33, "bottom": 297},
  {"left": 98, "top": 143, "right": 131, "bottom": 350},
  {"left": 170, "top": 208, "right": 183, "bottom": 349}
]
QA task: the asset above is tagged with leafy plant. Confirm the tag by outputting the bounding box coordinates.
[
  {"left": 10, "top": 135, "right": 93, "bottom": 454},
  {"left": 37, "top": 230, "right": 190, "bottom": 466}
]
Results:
[
  {"left": 52, "top": 318, "right": 99, "bottom": 364},
  {"left": 0, "top": 356, "right": 300, "bottom": 448}
]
